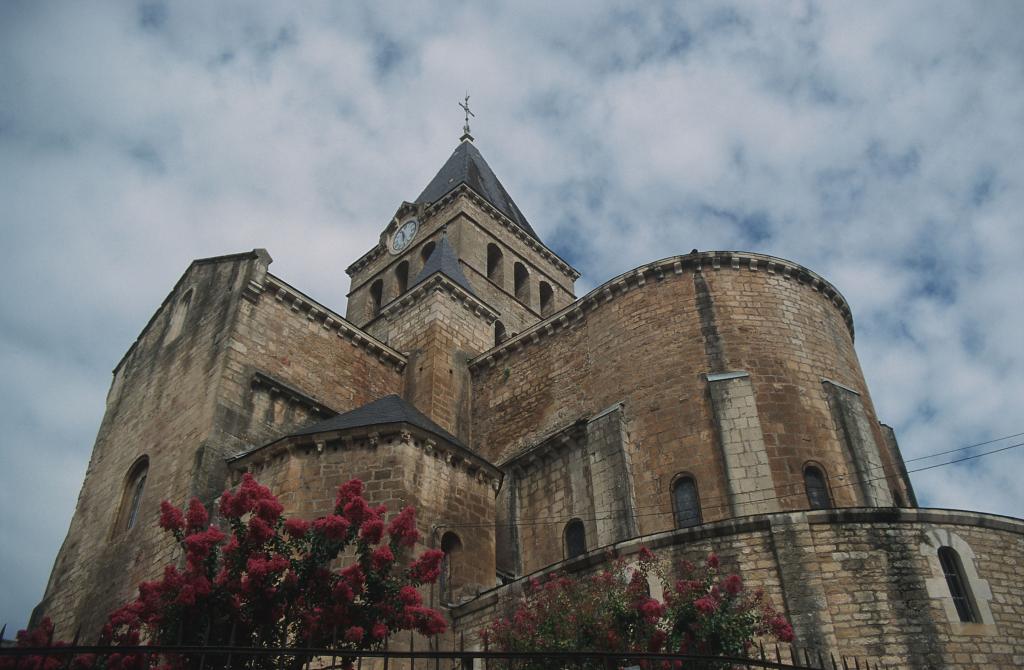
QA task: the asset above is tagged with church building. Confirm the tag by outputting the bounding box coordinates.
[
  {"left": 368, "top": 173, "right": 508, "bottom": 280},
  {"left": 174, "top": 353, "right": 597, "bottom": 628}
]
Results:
[{"left": 34, "top": 124, "right": 1024, "bottom": 668}]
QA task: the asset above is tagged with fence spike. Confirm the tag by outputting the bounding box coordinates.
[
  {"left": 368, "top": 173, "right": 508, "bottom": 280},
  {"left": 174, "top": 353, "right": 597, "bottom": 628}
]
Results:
[
  {"left": 0, "top": 623, "right": 6, "bottom": 643},
  {"left": 775, "top": 644, "right": 782, "bottom": 663},
  {"left": 197, "top": 617, "right": 211, "bottom": 670},
  {"left": 410, "top": 629, "right": 415, "bottom": 670},
  {"left": 830, "top": 651, "right": 838, "bottom": 670},
  {"left": 803, "top": 647, "right": 812, "bottom": 667},
  {"left": 854, "top": 657, "right": 860, "bottom": 670},
  {"left": 331, "top": 625, "right": 339, "bottom": 670}
]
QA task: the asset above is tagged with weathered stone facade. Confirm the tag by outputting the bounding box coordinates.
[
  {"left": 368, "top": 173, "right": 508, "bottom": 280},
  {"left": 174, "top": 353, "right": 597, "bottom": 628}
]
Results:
[{"left": 35, "top": 138, "right": 1023, "bottom": 667}]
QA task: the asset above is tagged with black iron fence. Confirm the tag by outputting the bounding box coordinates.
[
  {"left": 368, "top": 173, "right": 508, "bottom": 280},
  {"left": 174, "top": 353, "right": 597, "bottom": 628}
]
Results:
[{"left": 0, "top": 630, "right": 890, "bottom": 670}]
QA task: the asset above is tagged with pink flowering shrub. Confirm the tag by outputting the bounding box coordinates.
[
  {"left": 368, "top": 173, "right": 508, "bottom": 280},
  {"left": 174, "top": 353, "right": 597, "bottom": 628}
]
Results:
[
  {"left": 5, "top": 475, "right": 445, "bottom": 670},
  {"left": 484, "top": 549, "right": 793, "bottom": 665}
]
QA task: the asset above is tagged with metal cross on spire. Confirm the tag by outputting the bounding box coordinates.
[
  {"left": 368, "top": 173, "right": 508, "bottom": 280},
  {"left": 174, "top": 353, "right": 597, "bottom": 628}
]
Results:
[{"left": 459, "top": 93, "right": 475, "bottom": 142}]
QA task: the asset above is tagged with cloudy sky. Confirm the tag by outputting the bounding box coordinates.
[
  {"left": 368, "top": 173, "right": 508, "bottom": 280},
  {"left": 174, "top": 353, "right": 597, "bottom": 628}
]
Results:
[{"left": 2, "top": 1, "right": 1023, "bottom": 631}]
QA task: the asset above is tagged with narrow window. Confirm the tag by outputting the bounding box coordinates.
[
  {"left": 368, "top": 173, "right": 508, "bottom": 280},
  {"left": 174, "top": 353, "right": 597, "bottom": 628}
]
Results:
[
  {"left": 440, "top": 531, "right": 463, "bottom": 604},
  {"left": 539, "top": 281, "right": 554, "bottom": 316},
  {"left": 395, "top": 260, "right": 409, "bottom": 295},
  {"left": 368, "top": 279, "right": 384, "bottom": 318},
  {"left": 804, "top": 465, "right": 832, "bottom": 510},
  {"left": 420, "top": 240, "right": 436, "bottom": 264},
  {"left": 564, "top": 519, "right": 586, "bottom": 559},
  {"left": 514, "top": 262, "right": 530, "bottom": 304},
  {"left": 487, "top": 243, "right": 504, "bottom": 284},
  {"left": 672, "top": 476, "right": 701, "bottom": 528},
  {"left": 116, "top": 456, "right": 149, "bottom": 535},
  {"left": 494, "top": 320, "right": 507, "bottom": 346},
  {"left": 165, "top": 288, "right": 193, "bottom": 342},
  {"left": 938, "top": 547, "right": 977, "bottom": 623}
]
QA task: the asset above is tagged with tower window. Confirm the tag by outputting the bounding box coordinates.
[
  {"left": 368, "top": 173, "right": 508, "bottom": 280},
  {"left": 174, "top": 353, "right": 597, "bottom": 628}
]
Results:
[
  {"left": 804, "top": 465, "right": 832, "bottom": 510},
  {"left": 539, "top": 281, "right": 554, "bottom": 316},
  {"left": 487, "top": 243, "right": 504, "bottom": 285},
  {"left": 420, "top": 240, "right": 436, "bottom": 265},
  {"left": 938, "top": 547, "right": 978, "bottom": 623},
  {"left": 115, "top": 456, "right": 149, "bottom": 535},
  {"left": 369, "top": 279, "right": 384, "bottom": 318},
  {"left": 494, "top": 320, "right": 507, "bottom": 346},
  {"left": 514, "top": 262, "right": 530, "bottom": 304},
  {"left": 395, "top": 260, "right": 409, "bottom": 295},
  {"left": 440, "top": 531, "right": 463, "bottom": 604},
  {"left": 564, "top": 519, "right": 586, "bottom": 559},
  {"left": 672, "top": 475, "right": 701, "bottom": 528}
]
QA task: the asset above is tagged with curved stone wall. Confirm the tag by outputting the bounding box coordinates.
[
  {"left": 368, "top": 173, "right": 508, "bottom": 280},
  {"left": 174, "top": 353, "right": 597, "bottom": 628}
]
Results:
[
  {"left": 470, "top": 251, "right": 914, "bottom": 569},
  {"left": 453, "top": 508, "right": 1024, "bottom": 669}
]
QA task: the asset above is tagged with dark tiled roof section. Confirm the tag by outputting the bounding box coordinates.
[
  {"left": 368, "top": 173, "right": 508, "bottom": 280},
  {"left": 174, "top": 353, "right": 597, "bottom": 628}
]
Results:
[
  {"left": 412, "top": 235, "right": 475, "bottom": 295},
  {"left": 416, "top": 141, "right": 540, "bottom": 241},
  {"left": 288, "top": 394, "right": 465, "bottom": 449}
]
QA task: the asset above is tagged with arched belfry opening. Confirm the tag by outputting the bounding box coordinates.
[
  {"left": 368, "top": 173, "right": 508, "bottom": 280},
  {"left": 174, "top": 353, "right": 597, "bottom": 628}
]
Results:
[
  {"left": 539, "top": 281, "right": 554, "bottom": 316},
  {"left": 514, "top": 262, "right": 530, "bottom": 304},
  {"left": 395, "top": 260, "right": 409, "bottom": 295},
  {"left": 487, "top": 243, "right": 504, "bottom": 285},
  {"left": 368, "top": 279, "right": 384, "bottom": 318},
  {"left": 494, "top": 320, "right": 507, "bottom": 346}
]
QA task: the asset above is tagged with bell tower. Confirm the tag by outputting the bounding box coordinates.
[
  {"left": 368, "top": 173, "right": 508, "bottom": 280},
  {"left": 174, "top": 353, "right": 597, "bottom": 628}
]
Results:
[{"left": 343, "top": 133, "right": 579, "bottom": 440}]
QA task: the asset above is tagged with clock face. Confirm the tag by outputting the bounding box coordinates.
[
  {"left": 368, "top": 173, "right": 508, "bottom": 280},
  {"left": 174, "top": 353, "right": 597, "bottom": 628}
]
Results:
[{"left": 390, "top": 219, "right": 419, "bottom": 254}]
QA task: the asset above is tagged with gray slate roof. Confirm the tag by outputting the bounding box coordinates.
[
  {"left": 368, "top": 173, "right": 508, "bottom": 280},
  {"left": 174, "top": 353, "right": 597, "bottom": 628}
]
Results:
[
  {"left": 412, "top": 235, "right": 475, "bottom": 295},
  {"left": 288, "top": 394, "right": 465, "bottom": 449},
  {"left": 416, "top": 140, "right": 540, "bottom": 241}
]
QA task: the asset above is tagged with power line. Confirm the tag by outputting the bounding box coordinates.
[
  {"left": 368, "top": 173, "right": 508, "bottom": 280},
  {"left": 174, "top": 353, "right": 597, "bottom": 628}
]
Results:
[{"left": 902, "top": 430, "right": 1024, "bottom": 463}]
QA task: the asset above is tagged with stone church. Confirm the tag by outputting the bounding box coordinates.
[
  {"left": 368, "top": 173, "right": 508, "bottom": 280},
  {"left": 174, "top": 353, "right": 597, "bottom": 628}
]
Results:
[{"left": 34, "top": 129, "right": 1023, "bottom": 668}]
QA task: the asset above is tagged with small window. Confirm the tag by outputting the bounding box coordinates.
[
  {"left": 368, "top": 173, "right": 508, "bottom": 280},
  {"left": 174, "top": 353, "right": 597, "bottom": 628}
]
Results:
[
  {"left": 514, "top": 262, "right": 530, "bottom": 303},
  {"left": 368, "top": 279, "right": 384, "bottom": 318},
  {"left": 804, "top": 465, "right": 832, "bottom": 510},
  {"left": 395, "top": 260, "right": 409, "bottom": 295},
  {"left": 539, "top": 281, "right": 554, "bottom": 317},
  {"left": 165, "top": 288, "right": 193, "bottom": 342},
  {"left": 420, "top": 241, "right": 436, "bottom": 264},
  {"left": 115, "top": 456, "right": 149, "bottom": 535},
  {"left": 938, "top": 547, "right": 977, "bottom": 623},
  {"left": 440, "top": 531, "right": 463, "bottom": 604},
  {"left": 494, "top": 320, "right": 507, "bottom": 346},
  {"left": 564, "top": 519, "right": 586, "bottom": 559},
  {"left": 672, "top": 476, "right": 701, "bottom": 528},
  {"left": 487, "top": 244, "right": 504, "bottom": 284}
]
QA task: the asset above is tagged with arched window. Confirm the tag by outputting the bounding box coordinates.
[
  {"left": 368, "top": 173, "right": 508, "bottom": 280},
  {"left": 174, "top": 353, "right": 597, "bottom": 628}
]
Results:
[
  {"left": 116, "top": 456, "right": 149, "bottom": 534},
  {"left": 440, "top": 531, "right": 463, "bottom": 604},
  {"left": 514, "top": 262, "right": 530, "bottom": 304},
  {"left": 564, "top": 519, "right": 586, "bottom": 559},
  {"left": 487, "top": 243, "right": 504, "bottom": 284},
  {"left": 494, "top": 320, "right": 507, "bottom": 346},
  {"left": 165, "top": 288, "right": 193, "bottom": 342},
  {"left": 938, "top": 547, "right": 978, "bottom": 623},
  {"left": 394, "top": 260, "right": 409, "bottom": 295},
  {"left": 804, "top": 465, "right": 832, "bottom": 510},
  {"left": 420, "top": 240, "right": 436, "bottom": 264},
  {"left": 368, "top": 279, "right": 383, "bottom": 318},
  {"left": 539, "top": 281, "right": 554, "bottom": 316},
  {"left": 672, "top": 476, "right": 701, "bottom": 528}
]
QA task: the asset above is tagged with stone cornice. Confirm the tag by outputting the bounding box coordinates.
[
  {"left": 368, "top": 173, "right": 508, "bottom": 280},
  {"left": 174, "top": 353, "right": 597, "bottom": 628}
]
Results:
[
  {"left": 501, "top": 417, "right": 589, "bottom": 474},
  {"left": 364, "top": 272, "right": 501, "bottom": 330},
  {"left": 228, "top": 423, "right": 503, "bottom": 491},
  {"left": 450, "top": 506, "right": 1024, "bottom": 618},
  {"left": 260, "top": 274, "right": 407, "bottom": 370},
  {"left": 250, "top": 370, "right": 338, "bottom": 418},
  {"left": 470, "top": 250, "right": 855, "bottom": 371},
  {"left": 345, "top": 185, "right": 580, "bottom": 281}
]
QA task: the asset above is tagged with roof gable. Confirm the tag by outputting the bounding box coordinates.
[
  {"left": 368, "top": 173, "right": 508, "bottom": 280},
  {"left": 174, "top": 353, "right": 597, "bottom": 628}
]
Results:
[{"left": 289, "top": 394, "right": 465, "bottom": 448}]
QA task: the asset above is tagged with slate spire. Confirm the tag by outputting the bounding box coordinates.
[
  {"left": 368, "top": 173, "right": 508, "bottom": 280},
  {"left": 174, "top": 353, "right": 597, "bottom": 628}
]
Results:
[{"left": 416, "top": 141, "right": 540, "bottom": 241}]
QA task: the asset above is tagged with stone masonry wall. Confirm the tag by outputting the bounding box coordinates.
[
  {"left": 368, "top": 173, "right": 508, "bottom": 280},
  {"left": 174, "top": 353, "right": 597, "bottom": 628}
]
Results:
[
  {"left": 471, "top": 255, "right": 914, "bottom": 557},
  {"left": 231, "top": 432, "right": 497, "bottom": 607},
  {"left": 34, "top": 252, "right": 265, "bottom": 638},
  {"left": 451, "top": 509, "right": 1024, "bottom": 669},
  {"left": 213, "top": 275, "right": 405, "bottom": 462}
]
